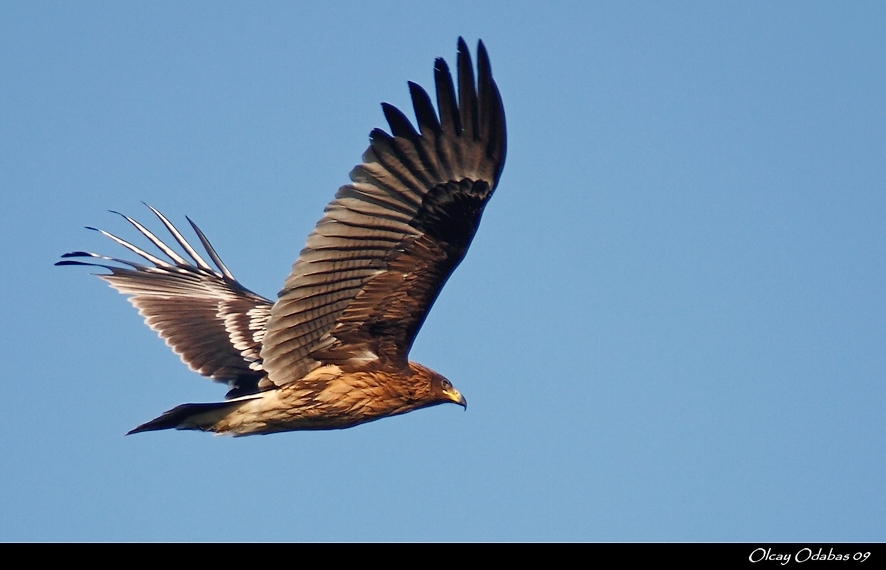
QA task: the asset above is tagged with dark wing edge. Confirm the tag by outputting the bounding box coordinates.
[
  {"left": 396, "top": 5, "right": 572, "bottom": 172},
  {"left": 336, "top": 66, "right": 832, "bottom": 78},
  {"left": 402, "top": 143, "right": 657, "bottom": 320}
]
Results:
[
  {"left": 57, "top": 205, "right": 273, "bottom": 398},
  {"left": 261, "top": 38, "right": 506, "bottom": 386}
]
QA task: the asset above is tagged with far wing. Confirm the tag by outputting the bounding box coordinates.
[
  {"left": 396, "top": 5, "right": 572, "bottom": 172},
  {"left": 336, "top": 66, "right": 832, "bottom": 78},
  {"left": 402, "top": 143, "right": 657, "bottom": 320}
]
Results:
[
  {"left": 58, "top": 206, "right": 272, "bottom": 397},
  {"left": 261, "top": 38, "right": 506, "bottom": 385}
]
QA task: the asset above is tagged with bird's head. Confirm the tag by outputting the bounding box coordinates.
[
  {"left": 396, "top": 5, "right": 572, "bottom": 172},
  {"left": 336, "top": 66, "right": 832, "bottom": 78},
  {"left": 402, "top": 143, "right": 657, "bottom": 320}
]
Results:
[
  {"left": 411, "top": 362, "right": 467, "bottom": 410},
  {"left": 436, "top": 375, "right": 467, "bottom": 410}
]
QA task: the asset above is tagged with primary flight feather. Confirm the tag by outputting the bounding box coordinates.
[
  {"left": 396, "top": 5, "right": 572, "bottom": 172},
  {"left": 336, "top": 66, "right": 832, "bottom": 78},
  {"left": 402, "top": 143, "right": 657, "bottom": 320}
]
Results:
[{"left": 57, "top": 38, "right": 506, "bottom": 435}]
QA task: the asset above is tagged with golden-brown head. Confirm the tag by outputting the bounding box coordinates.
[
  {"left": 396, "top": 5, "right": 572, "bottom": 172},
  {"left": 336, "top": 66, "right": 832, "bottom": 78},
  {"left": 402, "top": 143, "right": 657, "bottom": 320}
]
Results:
[{"left": 410, "top": 362, "right": 467, "bottom": 410}]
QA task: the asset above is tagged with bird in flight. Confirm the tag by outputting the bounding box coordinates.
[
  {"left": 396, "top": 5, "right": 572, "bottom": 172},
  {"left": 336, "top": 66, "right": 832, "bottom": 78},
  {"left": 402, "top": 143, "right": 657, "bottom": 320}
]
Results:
[{"left": 57, "top": 38, "right": 506, "bottom": 436}]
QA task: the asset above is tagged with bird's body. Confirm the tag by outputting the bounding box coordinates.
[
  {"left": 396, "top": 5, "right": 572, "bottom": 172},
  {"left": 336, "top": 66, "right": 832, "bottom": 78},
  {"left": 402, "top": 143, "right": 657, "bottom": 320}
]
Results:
[
  {"left": 159, "top": 363, "right": 456, "bottom": 435},
  {"left": 58, "top": 39, "right": 505, "bottom": 436}
]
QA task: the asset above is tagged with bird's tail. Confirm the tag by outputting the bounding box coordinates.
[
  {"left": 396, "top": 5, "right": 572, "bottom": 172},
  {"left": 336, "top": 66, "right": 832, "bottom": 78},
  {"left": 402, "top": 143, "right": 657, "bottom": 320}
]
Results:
[{"left": 127, "top": 400, "right": 252, "bottom": 435}]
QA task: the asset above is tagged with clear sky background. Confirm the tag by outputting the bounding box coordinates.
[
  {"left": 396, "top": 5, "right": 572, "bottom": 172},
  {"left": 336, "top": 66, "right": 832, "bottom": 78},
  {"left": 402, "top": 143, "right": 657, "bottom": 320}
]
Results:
[{"left": 2, "top": 2, "right": 884, "bottom": 541}]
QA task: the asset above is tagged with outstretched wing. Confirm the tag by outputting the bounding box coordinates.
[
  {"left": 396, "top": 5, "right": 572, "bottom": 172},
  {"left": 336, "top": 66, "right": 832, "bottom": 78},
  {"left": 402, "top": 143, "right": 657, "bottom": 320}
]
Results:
[
  {"left": 57, "top": 205, "right": 272, "bottom": 397},
  {"left": 261, "top": 38, "right": 506, "bottom": 386}
]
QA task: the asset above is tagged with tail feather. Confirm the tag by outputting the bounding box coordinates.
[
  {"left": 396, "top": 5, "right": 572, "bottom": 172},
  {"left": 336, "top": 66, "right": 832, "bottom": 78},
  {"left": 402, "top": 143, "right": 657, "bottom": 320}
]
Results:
[{"left": 127, "top": 400, "right": 249, "bottom": 435}]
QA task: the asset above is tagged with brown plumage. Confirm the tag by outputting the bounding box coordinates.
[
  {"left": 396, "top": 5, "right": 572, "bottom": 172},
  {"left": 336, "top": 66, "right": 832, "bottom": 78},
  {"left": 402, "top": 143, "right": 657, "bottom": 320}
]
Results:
[{"left": 57, "top": 38, "right": 506, "bottom": 436}]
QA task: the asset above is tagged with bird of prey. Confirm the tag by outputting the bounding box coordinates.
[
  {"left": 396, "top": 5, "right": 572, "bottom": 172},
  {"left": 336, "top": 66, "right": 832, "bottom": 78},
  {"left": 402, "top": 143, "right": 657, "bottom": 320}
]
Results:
[{"left": 57, "top": 38, "right": 506, "bottom": 436}]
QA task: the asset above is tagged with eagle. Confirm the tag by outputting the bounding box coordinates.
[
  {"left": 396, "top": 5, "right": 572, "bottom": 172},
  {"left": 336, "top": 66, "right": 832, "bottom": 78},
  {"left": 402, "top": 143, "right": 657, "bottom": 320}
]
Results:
[{"left": 57, "top": 38, "right": 506, "bottom": 436}]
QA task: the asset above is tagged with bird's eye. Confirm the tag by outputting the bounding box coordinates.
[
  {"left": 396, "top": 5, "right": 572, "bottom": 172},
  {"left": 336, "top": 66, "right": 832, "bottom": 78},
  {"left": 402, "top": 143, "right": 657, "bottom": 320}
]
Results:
[{"left": 442, "top": 380, "right": 452, "bottom": 391}]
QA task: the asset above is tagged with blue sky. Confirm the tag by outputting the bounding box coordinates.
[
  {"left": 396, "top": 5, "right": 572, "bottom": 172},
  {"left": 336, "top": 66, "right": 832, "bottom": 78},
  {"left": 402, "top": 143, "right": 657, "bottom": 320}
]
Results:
[{"left": 2, "top": 2, "right": 884, "bottom": 541}]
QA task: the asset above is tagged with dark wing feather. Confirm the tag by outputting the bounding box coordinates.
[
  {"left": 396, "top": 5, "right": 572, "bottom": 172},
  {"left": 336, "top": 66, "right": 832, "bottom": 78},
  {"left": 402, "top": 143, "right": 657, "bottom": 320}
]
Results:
[
  {"left": 57, "top": 206, "right": 272, "bottom": 397},
  {"left": 261, "top": 38, "right": 506, "bottom": 386}
]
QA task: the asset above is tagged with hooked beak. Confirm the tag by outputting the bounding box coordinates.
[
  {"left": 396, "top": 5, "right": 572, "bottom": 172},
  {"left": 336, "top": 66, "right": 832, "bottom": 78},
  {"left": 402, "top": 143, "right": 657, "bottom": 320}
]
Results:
[{"left": 444, "top": 387, "right": 467, "bottom": 410}]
